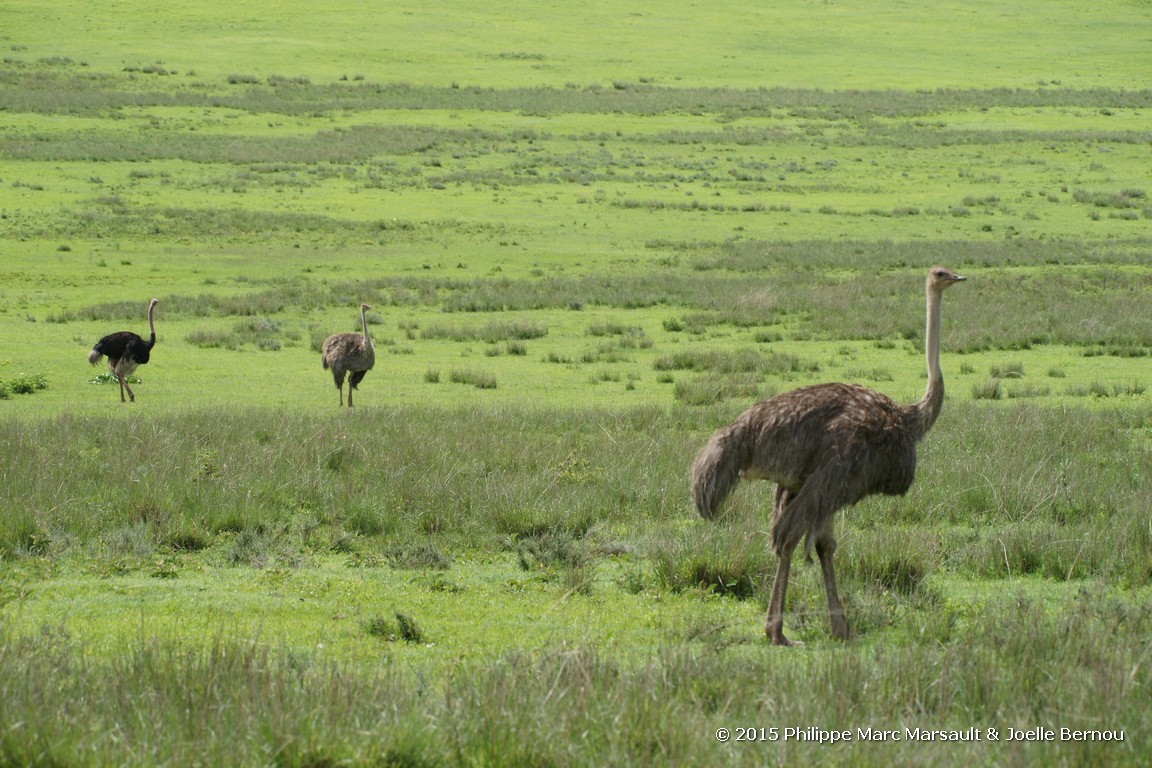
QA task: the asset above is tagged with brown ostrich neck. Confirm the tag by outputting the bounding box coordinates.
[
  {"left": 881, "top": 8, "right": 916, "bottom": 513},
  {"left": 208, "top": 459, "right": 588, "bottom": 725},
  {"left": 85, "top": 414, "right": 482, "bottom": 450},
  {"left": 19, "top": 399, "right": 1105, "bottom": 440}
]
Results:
[{"left": 360, "top": 306, "right": 371, "bottom": 344}]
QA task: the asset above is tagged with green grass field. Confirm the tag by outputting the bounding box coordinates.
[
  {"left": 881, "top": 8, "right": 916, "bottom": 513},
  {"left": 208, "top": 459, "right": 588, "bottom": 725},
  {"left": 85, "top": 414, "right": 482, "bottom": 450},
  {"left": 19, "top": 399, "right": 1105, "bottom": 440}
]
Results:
[{"left": 2, "top": 1, "right": 1152, "bottom": 765}]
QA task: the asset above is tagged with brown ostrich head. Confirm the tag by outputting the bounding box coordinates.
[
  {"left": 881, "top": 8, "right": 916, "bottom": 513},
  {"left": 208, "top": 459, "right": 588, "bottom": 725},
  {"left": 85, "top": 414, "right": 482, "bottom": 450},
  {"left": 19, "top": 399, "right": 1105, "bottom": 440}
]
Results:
[{"left": 927, "top": 266, "right": 966, "bottom": 293}]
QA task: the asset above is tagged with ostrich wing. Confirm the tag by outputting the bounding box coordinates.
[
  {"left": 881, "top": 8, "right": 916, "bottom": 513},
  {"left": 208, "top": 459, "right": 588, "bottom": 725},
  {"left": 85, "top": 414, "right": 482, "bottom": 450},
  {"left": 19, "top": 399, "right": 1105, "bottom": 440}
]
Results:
[
  {"left": 322, "top": 334, "right": 375, "bottom": 371},
  {"left": 93, "top": 331, "right": 145, "bottom": 361}
]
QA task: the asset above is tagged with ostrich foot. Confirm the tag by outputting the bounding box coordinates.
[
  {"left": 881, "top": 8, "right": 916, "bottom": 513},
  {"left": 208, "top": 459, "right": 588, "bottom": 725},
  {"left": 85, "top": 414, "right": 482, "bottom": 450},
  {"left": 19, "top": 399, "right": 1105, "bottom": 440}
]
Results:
[
  {"left": 769, "top": 633, "right": 803, "bottom": 647},
  {"left": 765, "top": 620, "right": 802, "bottom": 647}
]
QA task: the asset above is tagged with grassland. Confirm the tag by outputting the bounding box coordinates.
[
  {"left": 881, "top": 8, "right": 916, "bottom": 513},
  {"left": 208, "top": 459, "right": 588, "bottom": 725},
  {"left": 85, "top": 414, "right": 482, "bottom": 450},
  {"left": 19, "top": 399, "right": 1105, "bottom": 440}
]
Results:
[
  {"left": 6, "top": 0, "right": 1152, "bottom": 89},
  {"left": 2, "top": 0, "right": 1152, "bottom": 765}
]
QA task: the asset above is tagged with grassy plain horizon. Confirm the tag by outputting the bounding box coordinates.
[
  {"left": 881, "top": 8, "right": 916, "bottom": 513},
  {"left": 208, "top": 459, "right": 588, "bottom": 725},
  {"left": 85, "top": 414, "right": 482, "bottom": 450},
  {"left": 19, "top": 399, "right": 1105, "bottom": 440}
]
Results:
[{"left": 6, "top": 0, "right": 1152, "bottom": 90}]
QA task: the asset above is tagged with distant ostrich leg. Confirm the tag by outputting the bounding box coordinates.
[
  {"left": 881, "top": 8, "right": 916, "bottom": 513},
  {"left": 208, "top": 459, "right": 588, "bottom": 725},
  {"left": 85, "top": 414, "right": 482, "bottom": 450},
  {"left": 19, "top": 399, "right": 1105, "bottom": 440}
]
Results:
[
  {"left": 321, "top": 303, "right": 376, "bottom": 407},
  {"left": 87, "top": 298, "right": 159, "bottom": 403},
  {"left": 691, "top": 267, "right": 965, "bottom": 645}
]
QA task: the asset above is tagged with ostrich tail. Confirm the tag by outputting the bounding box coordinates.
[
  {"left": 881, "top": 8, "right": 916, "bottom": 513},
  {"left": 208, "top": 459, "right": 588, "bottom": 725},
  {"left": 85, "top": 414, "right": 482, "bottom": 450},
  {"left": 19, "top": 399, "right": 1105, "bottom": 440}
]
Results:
[
  {"left": 321, "top": 355, "right": 329, "bottom": 370},
  {"left": 87, "top": 348, "right": 103, "bottom": 365},
  {"left": 691, "top": 428, "right": 747, "bottom": 521}
]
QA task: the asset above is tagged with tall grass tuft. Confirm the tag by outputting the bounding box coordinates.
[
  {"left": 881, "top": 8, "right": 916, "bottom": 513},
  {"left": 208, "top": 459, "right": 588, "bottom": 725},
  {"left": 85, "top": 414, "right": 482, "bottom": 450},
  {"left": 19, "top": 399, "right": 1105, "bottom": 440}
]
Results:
[
  {"left": 651, "top": 521, "right": 773, "bottom": 600},
  {"left": 971, "top": 377, "right": 1002, "bottom": 400}
]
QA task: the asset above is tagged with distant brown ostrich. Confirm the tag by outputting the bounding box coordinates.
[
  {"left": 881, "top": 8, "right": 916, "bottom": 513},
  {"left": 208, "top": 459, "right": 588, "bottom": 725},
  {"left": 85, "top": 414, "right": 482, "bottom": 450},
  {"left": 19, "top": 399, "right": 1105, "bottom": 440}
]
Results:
[
  {"left": 88, "top": 298, "right": 159, "bottom": 403},
  {"left": 321, "top": 303, "right": 376, "bottom": 407},
  {"left": 691, "top": 267, "right": 965, "bottom": 645}
]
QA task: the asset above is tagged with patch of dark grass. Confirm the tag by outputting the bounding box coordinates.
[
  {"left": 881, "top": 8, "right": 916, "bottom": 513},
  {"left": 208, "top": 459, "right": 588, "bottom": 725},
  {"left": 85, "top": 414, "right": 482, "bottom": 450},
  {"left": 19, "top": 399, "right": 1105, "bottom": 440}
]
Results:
[
  {"left": 0, "top": 514, "right": 48, "bottom": 559},
  {"left": 658, "top": 554, "right": 759, "bottom": 600},
  {"left": 1006, "top": 383, "right": 1050, "bottom": 399},
  {"left": 844, "top": 367, "right": 894, "bottom": 382},
  {"left": 382, "top": 541, "right": 452, "bottom": 570},
  {"left": 186, "top": 327, "right": 239, "bottom": 350},
  {"left": 513, "top": 530, "right": 597, "bottom": 595},
  {"left": 363, "top": 612, "right": 427, "bottom": 643},
  {"left": 652, "top": 525, "right": 772, "bottom": 600},
  {"left": 448, "top": 369, "right": 497, "bottom": 389},
  {"left": 971, "top": 378, "right": 1002, "bottom": 400},
  {"left": 421, "top": 319, "right": 547, "bottom": 343},
  {"left": 952, "top": 523, "right": 1107, "bottom": 581},
  {"left": 1112, "top": 380, "right": 1146, "bottom": 396},
  {"left": 343, "top": 504, "right": 398, "bottom": 538},
  {"left": 513, "top": 531, "right": 587, "bottom": 571},
  {"left": 655, "top": 348, "right": 815, "bottom": 377},
  {"left": 1065, "top": 381, "right": 1111, "bottom": 398},
  {"left": 164, "top": 529, "right": 211, "bottom": 552},
  {"left": 223, "top": 529, "right": 284, "bottom": 569},
  {"left": 1072, "top": 188, "right": 1146, "bottom": 209},
  {"left": 990, "top": 361, "right": 1025, "bottom": 379},
  {"left": 587, "top": 321, "right": 644, "bottom": 337},
  {"left": 1088, "top": 344, "right": 1150, "bottom": 358},
  {"left": 673, "top": 373, "right": 762, "bottom": 405},
  {"left": 848, "top": 550, "right": 931, "bottom": 596},
  {"left": 186, "top": 318, "right": 292, "bottom": 351}
]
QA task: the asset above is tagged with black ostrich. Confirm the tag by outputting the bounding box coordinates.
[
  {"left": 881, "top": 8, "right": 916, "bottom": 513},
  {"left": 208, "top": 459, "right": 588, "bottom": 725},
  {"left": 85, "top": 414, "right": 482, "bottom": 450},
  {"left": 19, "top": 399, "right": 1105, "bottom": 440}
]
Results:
[{"left": 88, "top": 298, "right": 159, "bottom": 403}]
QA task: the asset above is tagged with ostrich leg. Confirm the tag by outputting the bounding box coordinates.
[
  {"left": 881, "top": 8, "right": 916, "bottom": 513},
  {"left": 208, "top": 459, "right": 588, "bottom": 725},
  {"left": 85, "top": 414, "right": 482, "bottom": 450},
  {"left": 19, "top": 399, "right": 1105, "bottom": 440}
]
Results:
[
  {"left": 765, "top": 544, "right": 798, "bottom": 646},
  {"left": 815, "top": 530, "right": 848, "bottom": 639},
  {"left": 765, "top": 486, "right": 801, "bottom": 645}
]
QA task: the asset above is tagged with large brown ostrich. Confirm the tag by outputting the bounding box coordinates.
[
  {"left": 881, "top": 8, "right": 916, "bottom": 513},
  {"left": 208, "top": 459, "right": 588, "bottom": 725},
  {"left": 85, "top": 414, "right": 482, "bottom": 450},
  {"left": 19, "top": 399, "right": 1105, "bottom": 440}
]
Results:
[
  {"left": 691, "top": 266, "right": 965, "bottom": 645},
  {"left": 87, "top": 298, "right": 159, "bottom": 403},
  {"left": 321, "top": 303, "right": 376, "bottom": 407}
]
